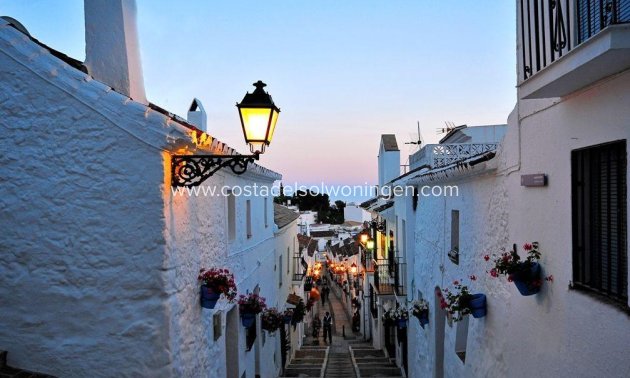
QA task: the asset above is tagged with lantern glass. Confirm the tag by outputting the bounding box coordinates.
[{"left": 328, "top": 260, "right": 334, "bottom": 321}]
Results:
[
  {"left": 366, "top": 240, "right": 375, "bottom": 250},
  {"left": 360, "top": 234, "right": 368, "bottom": 244},
  {"left": 237, "top": 81, "right": 280, "bottom": 154}
]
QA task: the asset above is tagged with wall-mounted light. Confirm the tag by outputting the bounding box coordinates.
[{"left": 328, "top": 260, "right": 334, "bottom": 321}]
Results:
[
  {"left": 366, "top": 239, "right": 375, "bottom": 250},
  {"left": 350, "top": 263, "right": 357, "bottom": 274},
  {"left": 171, "top": 81, "right": 280, "bottom": 187}
]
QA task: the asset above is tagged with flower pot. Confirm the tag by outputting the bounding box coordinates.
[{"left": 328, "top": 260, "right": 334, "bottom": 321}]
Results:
[
  {"left": 512, "top": 262, "right": 542, "bottom": 296},
  {"left": 200, "top": 286, "right": 221, "bottom": 309},
  {"left": 304, "top": 283, "right": 313, "bottom": 292},
  {"left": 468, "top": 294, "right": 486, "bottom": 318},
  {"left": 241, "top": 313, "right": 256, "bottom": 328},
  {"left": 416, "top": 311, "right": 429, "bottom": 328},
  {"left": 397, "top": 319, "right": 408, "bottom": 329}
]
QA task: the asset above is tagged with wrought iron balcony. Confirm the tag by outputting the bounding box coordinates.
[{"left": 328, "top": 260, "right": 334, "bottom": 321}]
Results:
[
  {"left": 292, "top": 253, "right": 305, "bottom": 282},
  {"left": 519, "top": 0, "right": 630, "bottom": 98},
  {"left": 373, "top": 257, "right": 407, "bottom": 297},
  {"left": 409, "top": 143, "right": 498, "bottom": 170}
]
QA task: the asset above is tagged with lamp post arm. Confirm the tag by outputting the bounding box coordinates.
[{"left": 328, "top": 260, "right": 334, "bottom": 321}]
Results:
[{"left": 171, "top": 152, "right": 260, "bottom": 187}]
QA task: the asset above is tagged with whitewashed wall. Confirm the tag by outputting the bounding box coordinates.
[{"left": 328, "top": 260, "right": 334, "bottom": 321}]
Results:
[
  {"left": 407, "top": 69, "right": 630, "bottom": 378},
  {"left": 0, "top": 18, "right": 284, "bottom": 378},
  {"left": 0, "top": 20, "right": 170, "bottom": 377}
]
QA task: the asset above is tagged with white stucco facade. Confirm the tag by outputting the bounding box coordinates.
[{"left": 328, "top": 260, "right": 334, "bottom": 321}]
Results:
[{"left": 0, "top": 14, "right": 288, "bottom": 378}]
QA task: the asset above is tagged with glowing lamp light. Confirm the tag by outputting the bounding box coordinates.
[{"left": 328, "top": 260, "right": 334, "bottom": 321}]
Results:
[
  {"left": 237, "top": 80, "right": 280, "bottom": 154},
  {"left": 360, "top": 233, "right": 369, "bottom": 244},
  {"left": 350, "top": 263, "right": 357, "bottom": 274},
  {"left": 366, "top": 239, "right": 375, "bottom": 250}
]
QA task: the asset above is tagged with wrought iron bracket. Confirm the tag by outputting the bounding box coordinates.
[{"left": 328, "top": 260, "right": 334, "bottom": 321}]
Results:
[{"left": 171, "top": 153, "right": 259, "bottom": 187}]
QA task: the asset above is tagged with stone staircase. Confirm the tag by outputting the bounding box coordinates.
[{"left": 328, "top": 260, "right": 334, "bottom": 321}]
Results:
[
  {"left": 280, "top": 345, "right": 328, "bottom": 377},
  {"left": 324, "top": 348, "right": 356, "bottom": 378},
  {"left": 349, "top": 343, "right": 404, "bottom": 378}
]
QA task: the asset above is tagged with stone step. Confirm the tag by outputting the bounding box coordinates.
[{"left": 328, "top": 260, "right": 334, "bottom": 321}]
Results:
[
  {"left": 295, "top": 350, "right": 326, "bottom": 358},
  {"left": 358, "top": 367, "right": 404, "bottom": 376}
]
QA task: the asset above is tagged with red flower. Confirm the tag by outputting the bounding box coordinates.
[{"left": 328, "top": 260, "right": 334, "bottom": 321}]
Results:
[
  {"left": 507, "top": 275, "right": 513, "bottom": 282},
  {"left": 545, "top": 275, "right": 554, "bottom": 282},
  {"left": 490, "top": 268, "right": 498, "bottom": 278},
  {"left": 483, "top": 255, "right": 490, "bottom": 261},
  {"left": 523, "top": 243, "right": 533, "bottom": 251},
  {"left": 469, "top": 275, "right": 477, "bottom": 281},
  {"left": 453, "top": 280, "right": 459, "bottom": 285}
]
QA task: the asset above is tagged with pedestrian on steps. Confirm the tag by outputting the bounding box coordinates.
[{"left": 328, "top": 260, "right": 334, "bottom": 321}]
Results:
[{"left": 323, "top": 311, "right": 333, "bottom": 344}]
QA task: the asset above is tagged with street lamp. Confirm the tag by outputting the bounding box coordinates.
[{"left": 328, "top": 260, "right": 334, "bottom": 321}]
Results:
[
  {"left": 359, "top": 233, "right": 369, "bottom": 245},
  {"left": 350, "top": 263, "right": 357, "bottom": 274},
  {"left": 237, "top": 81, "right": 281, "bottom": 154},
  {"left": 171, "top": 81, "right": 280, "bottom": 187},
  {"left": 366, "top": 239, "right": 375, "bottom": 250}
]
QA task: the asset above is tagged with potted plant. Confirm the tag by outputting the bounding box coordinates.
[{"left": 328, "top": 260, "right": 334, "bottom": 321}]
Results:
[
  {"left": 197, "top": 268, "right": 237, "bottom": 309},
  {"left": 292, "top": 299, "right": 307, "bottom": 325},
  {"left": 283, "top": 309, "right": 294, "bottom": 324},
  {"left": 394, "top": 307, "right": 409, "bottom": 329},
  {"left": 440, "top": 280, "right": 486, "bottom": 321},
  {"left": 261, "top": 308, "right": 283, "bottom": 333},
  {"left": 486, "top": 242, "right": 552, "bottom": 296},
  {"left": 304, "top": 276, "right": 313, "bottom": 291},
  {"left": 411, "top": 299, "right": 430, "bottom": 328},
  {"left": 238, "top": 293, "right": 266, "bottom": 328},
  {"left": 382, "top": 308, "right": 396, "bottom": 327}
]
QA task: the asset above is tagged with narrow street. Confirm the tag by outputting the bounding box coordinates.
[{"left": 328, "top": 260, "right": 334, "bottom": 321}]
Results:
[{"left": 282, "top": 279, "right": 404, "bottom": 378}]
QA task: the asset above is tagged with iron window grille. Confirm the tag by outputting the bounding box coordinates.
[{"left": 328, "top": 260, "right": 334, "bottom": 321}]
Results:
[{"left": 571, "top": 140, "right": 628, "bottom": 307}]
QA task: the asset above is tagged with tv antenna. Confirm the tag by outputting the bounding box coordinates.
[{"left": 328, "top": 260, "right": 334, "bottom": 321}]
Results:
[
  {"left": 405, "top": 121, "right": 424, "bottom": 153},
  {"left": 436, "top": 121, "right": 456, "bottom": 135}
]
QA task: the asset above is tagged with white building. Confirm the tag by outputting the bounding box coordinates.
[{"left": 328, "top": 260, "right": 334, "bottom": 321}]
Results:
[
  {"left": 393, "top": 1, "right": 630, "bottom": 376},
  {"left": 344, "top": 203, "right": 372, "bottom": 223},
  {"left": 0, "top": 3, "right": 292, "bottom": 377}
]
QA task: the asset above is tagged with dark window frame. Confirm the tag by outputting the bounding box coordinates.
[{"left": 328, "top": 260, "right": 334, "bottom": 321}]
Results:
[{"left": 571, "top": 140, "right": 628, "bottom": 309}]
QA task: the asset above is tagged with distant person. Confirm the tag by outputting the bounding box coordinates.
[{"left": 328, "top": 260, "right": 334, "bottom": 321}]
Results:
[
  {"left": 323, "top": 311, "right": 333, "bottom": 344},
  {"left": 312, "top": 315, "right": 321, "bottom": 338}
]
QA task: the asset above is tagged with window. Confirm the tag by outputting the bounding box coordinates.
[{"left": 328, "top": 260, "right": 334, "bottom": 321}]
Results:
[
  {"left": 449, "top": 210, "right": 460, "bottom": 265},
  {"left": 278, "top": 255, "right": 283, "bottom": 288},
  {"left": 572, "top": 140, "right": 627, "bottom": 305},
  {"left": 213, "top": 312, "right": 222, "bottom": 341},
  {"left": 454, "top": 316, "right": 469, "bottom": 363},
  {"left": 246, "top": 199, "right": 252, "bottom": 239},
  {"left": 227, "top": 190, "right": 236, "bottom": 240},
  {"left": 264, "top": 197, "right": 269, "bottom": 228},
  {"left": 287, "top": 247, "right": 290, "bottom": 274}
]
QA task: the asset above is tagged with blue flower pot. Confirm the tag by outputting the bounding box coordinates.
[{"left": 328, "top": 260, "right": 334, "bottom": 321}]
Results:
[
  {"left": 397, "top": 319, "right": 408, "bottom": 329},
  {"left": 418, "top": 312, "right": 429, "bottom": 328},
  {"left": 241, "top": 313, "right": 256, "bottom": 328},
  {"left": 200, "top": 286, "right": 220, "bottom": 309},
  {"left": 468, "top": 294, "right": 487, "bottom": 318},
  {"left": 512, "top": 262, "right": 542, "bottom": 296}
]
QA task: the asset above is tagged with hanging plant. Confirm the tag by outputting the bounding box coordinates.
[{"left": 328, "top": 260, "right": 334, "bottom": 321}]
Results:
[
  {"left": 197, "top": 268, "right": 237, "bottom": 309},
  {"left": 485, "top": 242, "right": 553, "bottom": 296},
  {"left": 411, "top": 299, "right": 429, "bottom": 328},
  {"left": 292, "top": 299, "right": 307, "bottom": 324},
  {"left": 440, "top": 280, "right": 486, "bottom": 322},
  {"left": 261, "top": 308, "right": 283, "bottom": 333}
]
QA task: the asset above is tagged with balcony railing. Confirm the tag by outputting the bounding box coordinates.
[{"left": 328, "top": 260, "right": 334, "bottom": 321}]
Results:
[
  {"left": 292, "top": 253, "right": 305, "bottom": 282},
  {"left": 373, "top": 257, "right": 406, "bottom": 297},
  {"left": 410, "top": 143, "right": 498, "bottom": 170},
  {"left": 520, "top": 0, "right": 630, "bottom": 81}
]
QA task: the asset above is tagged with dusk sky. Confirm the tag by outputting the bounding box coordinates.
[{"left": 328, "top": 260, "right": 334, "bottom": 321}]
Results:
[{"left": 2, "top": 0, "right": 516, "bottom": 200}]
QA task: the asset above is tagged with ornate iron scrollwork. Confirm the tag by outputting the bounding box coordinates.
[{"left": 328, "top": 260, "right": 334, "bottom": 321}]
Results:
[{"left": 171, "top": 153, "right": 259, "bottom": 187}]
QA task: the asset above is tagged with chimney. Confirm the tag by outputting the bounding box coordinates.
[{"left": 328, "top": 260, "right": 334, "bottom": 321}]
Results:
[
  {"left": 84, "top": 0, "right": 147, "bottom": 104},
  {"left": 187, "top": 98, "right": 207, "bottom": 132}
]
